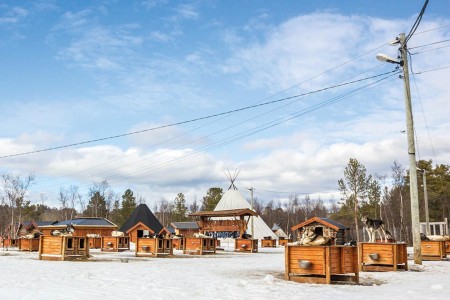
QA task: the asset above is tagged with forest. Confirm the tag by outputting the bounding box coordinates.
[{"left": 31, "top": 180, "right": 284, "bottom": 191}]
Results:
[{"left": 1, "top": 159, "right": 449, "bottom": 244}]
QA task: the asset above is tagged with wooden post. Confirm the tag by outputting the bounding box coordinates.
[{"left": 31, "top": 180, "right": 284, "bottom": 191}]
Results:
[
  {"left": 325, "top": 247, "right": 331, "bottom": 284},
  {"left": 61, "top": 236, "right": 66, "bottom": 261},
  {"left": 393, "top": 244, "right": 398, "bottom": 271},
  {"left": 284, "top": 244, "right": 290, "bottom": 281},
  {"left": 38, "top": 235, "right": 43, "bottom": 260}
]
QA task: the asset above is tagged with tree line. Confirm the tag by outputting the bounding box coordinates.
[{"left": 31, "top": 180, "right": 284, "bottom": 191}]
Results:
[{"left": 1, "top": 159, "right": 449, "bottom": 245}]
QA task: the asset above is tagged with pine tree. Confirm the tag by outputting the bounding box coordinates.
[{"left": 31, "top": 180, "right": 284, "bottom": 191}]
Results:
[
  {"left": 201, "top": 187, "right": 223, "bottom": 211},
  {"left": 172, "top": 193, "right": 188, "bottom": 222}
]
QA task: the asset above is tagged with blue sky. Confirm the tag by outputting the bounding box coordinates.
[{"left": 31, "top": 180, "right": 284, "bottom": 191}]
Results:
[{"left": 1, "top": 0, "right": 449, "bottom": 210}]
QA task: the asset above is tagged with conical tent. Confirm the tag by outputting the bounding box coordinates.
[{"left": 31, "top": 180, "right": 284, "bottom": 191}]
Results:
[
  {"left": 271, "top": 223, "right": 288, "bottom": 238},
  {"left": 214, "top": 189, "right": 277, "bottom": 240}
]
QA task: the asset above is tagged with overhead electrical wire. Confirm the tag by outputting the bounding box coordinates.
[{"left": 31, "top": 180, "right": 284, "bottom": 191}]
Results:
[{"left": 0, "top": 70, "right": 396, "bottom": 160}]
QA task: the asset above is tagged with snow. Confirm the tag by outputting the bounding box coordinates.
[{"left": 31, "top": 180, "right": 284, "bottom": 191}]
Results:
[{"left": 1, "top": 245, "right": 449, "bottom": 300}]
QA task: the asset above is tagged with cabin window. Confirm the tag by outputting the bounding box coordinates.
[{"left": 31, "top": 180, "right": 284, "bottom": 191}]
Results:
[
  {"left": 165, "top": 239, "right": 170, "bottom": 248},
  {"left": 158, "top": 239, "right": 163, "bottom": 249},
  {"left": 137, "top": 230, "right": 143, "bottom": 238},
  {"left": 67, "top": 238, "right": 74, "bottom": 250},
  {"left": 79, "top": 238, "right": 85, "bottom": 250}
]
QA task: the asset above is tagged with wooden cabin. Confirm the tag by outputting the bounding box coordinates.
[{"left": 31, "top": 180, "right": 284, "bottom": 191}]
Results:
[
  {"left": 183, "top": 237, "right": 216, "bottom": 255},
  {"left": 285, "top": 244, "right": 359, "bottom": 284},
  {"left": 120, "top": 204, "right": 168, "bottom": 243},
  {"left": 135, "top": 237, "right": 173, "bottom": 257},
  {"left": 38, "top": 235, "right": 89, "bottom": 261},
  {"left": 291, "top": 217, "right": 349, "bottom": 245},
  {"left": 39, "top": 218, "right": 117, "bottom": 237},
  {"left": 171, "top": 222, "right": 200, "bottom": 237},
  {"left": 101, "top": 236, "right": 130, "bottom": 252},
  {"left": 235, "top": 238, "right": 258, "bottom": 252},
  {"left": 261, "top": 237, "right": 277, "bottom": 247}
]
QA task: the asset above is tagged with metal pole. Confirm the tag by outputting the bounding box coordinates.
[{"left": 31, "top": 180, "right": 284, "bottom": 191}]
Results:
[
  {"left": 399, "top": 33, "right": 421, "bottom": 264},
  {"left": 422, "top": 170, "right": 430, "bottom": 235}
]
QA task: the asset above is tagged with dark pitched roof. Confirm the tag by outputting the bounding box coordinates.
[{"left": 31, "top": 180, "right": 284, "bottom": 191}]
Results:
[
  {"left": 36, "top": 221, "right": 58, "bottom": 227},
  {"left": 119, "top": 204, "right": 164, "bottom": 234},
  {"left": 171, "top": 222, "right": 199, "bottom": 230},
  {"left": 51, "top": 218, "right": 116, "bottom": 227}
]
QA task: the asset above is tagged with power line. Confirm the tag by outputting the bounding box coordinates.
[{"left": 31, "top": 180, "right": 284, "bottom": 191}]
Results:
[
  {"left": 0, "top": 70, "right": 396, "bottom": 160},
  {"left": 409, "top": 38, "right": 450, "bottom": 49},
  {"left": 405, "top": 0, "right": 429, "bottom": 43}
]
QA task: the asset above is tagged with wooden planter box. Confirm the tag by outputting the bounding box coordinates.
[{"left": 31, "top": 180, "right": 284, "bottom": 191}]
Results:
[
  {"left": 278, "top": 238, "right": 291, "bottom": 247},
  {"left": 89, "top": 237, "right": 102, "bottom": 249},
  {"left": 19, "top": 238, "right": 40, "bottom": 252},
  {"left": 421, "top": 241, "right": 447, "bottom": 261},
  {"left": 285, "top": 245, "right": 359, "bottom": 284},
  {"left": 234, "top": 238, "right": 258, "bottom": 253},
  {"left": 38, "top": 236, "right": 89, "bottom": 261},
  {"left": 359, "top": 242, "right": 408, "bottom": 271},
  {"left": 183, "top": 237, "right": 216, "bottom": 255},
  {"left": 135, "top": 238, "right": 173, "bottom": 257},
  {"left": 101, "top": 236, "right": 130, "bottom": 252},
  {"left": 261, "top": 238, "right": 277, "bottom": 247}
]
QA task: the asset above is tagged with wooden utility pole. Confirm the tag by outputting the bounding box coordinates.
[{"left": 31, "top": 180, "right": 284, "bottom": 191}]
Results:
[{"left": 399, "top": 32, "right": 421, "bottom": 264}]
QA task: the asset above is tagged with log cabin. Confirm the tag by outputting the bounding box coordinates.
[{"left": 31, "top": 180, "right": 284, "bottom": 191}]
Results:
[{"left": 39, "top": 217, "right": 117, "bottom": 237}]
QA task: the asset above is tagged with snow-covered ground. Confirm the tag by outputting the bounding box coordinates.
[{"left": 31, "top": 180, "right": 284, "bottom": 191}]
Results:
[{"left": 1, "top": 244, "right": 449, "bottom": 300}]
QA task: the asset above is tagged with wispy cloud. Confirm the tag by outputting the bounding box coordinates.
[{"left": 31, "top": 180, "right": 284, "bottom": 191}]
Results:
[{"left": 0, "top": 6, "right": 28, "bottom": 25}]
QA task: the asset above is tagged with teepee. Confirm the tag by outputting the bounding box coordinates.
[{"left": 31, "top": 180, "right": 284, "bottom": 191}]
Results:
[{"left": 214, "top": 171, "right": 277, "bottom": 240}]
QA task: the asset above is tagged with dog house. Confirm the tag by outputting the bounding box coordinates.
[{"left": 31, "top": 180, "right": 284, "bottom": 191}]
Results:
[
  {"left": 421, "top": 240, "right": 447, "bottom": 261},
  {"left": 18, "top": 238, "right": 40, "bottom": 251},
  {"left": 120, "top": 204, "right": 168, "bottom": 243},
  {"left": 261, "top": 237, "right": 277, "bottom": 247},
  {"left": 2, "top": 238, "right": 18, "bottom": 248},
  {"left": 38, "top": 235, "right": 89, "bottom": 261},
  {"left": 278, "top": 237, "right": 291, "bottom": 246},
  {"left": 101, "top": 236, "right": 130, "bottom": 252},
  {"left": 235, "top": 238, "right": 258, "bottom": 252},
  {"left": 183, "top": 237, "right": 216, "bottom": 255},
  {"left": 285, "top": 245, "right": 359, "bottom": 284},
  {"left": 359, "top": 242, "right": 408, "bottom": 271},
  {"left": 135, "top": 237, "right": 173, "bottom": 257},
  {"left": 292, "top": 217, "right": 349, "bottom": 245}
]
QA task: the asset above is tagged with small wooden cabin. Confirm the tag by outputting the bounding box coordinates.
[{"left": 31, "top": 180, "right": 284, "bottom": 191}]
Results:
[
  {"left": 291, "top": 217, "right": 349, "bottom": 245},
  {"left": 135, "top": 237, "right": 173, "bottom": 257},
  {"left": 120, "top": 204, "right": 168, "bottom": 243},
  {"left": 171, "top": 222, "right": 200, "bottom": 237},
  {"left": 261, "top": 237, "right": 277, "bottom": 247},
  {"left": 235, "top": 238, "right": 258, "bottom": 252},
  {"left": 39, "top": 218, "right": 117, "bottom": 237},
  {"left": 38, "top": 235, "right": 89, "bottom": 261}
]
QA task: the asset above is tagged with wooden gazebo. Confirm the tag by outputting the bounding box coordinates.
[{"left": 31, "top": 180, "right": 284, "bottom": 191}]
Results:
[{"left": 189, "top": 208, "right": 258, "bottom": 237}]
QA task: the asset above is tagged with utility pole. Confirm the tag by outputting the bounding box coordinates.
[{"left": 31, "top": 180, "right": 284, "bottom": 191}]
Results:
[
  {"left": 249, "top": 187, "right": 254, "bottom": 237},
  {"left": 399, "top": 32, "right": 422, "bottom": 264}
]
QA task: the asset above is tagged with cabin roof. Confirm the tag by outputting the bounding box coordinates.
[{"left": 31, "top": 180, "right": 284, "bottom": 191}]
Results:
[
  {"left": 171, "top": 222, "right": 199, "bottom": 230},
  {"left": 291, "top": 217, "right": 349, "bottom": 231},
  {"left": 43, "top": 217, "right": 116, "bottom": 227},
  {"left": 120, "top": 204, "right": 165, "bottom": 234},
  {"left": 36, "top": 220, "right": 58, "bottom": 227},
  {"left": 189, "top": 208, "right": 258, "bottom": 218}
]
